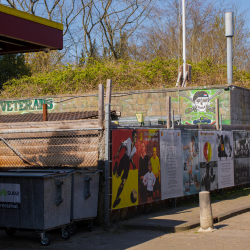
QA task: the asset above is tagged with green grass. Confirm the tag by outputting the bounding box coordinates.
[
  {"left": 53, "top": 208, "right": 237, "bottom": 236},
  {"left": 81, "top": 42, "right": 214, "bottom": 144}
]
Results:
[{"left": 1, "top": 57, "right": 250, "bottom": 98}]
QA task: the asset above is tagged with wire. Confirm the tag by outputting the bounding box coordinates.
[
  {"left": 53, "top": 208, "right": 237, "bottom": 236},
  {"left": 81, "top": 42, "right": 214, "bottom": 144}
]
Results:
[{"left": 0, "top": 137, "right": 41, "bottom": 167}]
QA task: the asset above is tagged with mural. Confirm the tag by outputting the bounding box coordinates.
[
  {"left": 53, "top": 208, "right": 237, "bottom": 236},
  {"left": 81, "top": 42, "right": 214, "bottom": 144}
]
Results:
[{"left": 179, "top": 89, "right": 230, "bottom": 125}]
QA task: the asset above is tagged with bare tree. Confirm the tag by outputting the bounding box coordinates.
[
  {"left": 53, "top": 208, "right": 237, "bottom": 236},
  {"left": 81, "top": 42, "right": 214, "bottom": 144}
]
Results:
[
  {"left": 132, "top": 0, "right": 250, "bottom": 70},
  {"left": 94, "top": 0, "right": 155, "bottom": 60}
]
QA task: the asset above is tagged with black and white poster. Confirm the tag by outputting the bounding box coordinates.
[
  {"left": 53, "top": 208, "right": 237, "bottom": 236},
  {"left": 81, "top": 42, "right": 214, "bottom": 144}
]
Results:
[
  {"left": 217, "top": 131, "right": 234, "bottom": 188},
  {"left": 233, "top": 132, "right": 250, "bottom": 185}
]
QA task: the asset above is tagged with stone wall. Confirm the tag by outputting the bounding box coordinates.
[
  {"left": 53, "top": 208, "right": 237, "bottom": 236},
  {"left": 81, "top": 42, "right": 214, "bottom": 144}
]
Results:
[{"left": 0, "top": 84, "right": 234, "bottom": 125}]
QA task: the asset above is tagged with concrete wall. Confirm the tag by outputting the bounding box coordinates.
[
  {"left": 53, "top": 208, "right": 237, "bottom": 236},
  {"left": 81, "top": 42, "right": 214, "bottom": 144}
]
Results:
[{"left": 230, "top": 87, "right": 250, "bottom": 125}]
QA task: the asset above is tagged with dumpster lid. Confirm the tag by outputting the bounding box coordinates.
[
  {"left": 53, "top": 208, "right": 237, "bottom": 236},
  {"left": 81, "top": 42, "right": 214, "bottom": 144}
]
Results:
[
  {"left": 9, "top": 169, "right": 73, "bottom": 174},
  {"left": 0, "top": 171, "right": 72, "bottom": 178}
]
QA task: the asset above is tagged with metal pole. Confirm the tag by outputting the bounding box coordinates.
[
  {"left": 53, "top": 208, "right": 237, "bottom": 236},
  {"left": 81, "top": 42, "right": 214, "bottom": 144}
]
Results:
[
  {"left": 220, "top": 114, "right": 223, "bottom": 131},
  {"left": 172, "top": 110, "right": 175, "bottom": 129},
  {"left": 182, "top": 0, "right": 186, "bottom": 79},
  {"left": 225, "top": 12, "right": 234, "bottom": 85},
  {"left": 166, "top": 96, "right": 171, "bottom": 129},
  {"left": 227, "top": 37, "right": 233, "bottom": 84},
  {"left": 43, "top": 104, "right": 48, "bottom": 121},
  {"left": 215, "top": 98, "right": 219, "bottom": 130},
  {"left": 104, "top": 103, "right": 110, "bottom": 228},
  {"left": 98, "top": 84, "right": 104, "bottom": 128}
]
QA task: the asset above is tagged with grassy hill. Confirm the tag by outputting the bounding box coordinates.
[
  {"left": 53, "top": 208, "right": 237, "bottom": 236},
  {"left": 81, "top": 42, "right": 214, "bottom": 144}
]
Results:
[{"left": 1, "top": 58, "right": 250, "bottom": 98}]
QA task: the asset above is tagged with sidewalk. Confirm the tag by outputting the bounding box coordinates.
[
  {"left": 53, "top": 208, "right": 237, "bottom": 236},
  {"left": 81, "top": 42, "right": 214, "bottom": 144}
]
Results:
[{"left": 122, "top": 195, "right": 250, "bottom": 232}]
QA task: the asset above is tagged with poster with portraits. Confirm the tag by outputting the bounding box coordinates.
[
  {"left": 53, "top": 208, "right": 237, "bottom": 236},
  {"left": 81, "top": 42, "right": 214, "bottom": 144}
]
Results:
[
  {"left": 233, "top": 131, "right": 250, "bottom": 185},
  {"left": 199, "top": 131, "right": 218, "bottom": 191},
  {"left": 137, "top": 129, "right": 161, "bottom": 204},
  {"left": 111, "top": 129, "right": 161, "bottom": 210},
  {"left": 160, "top": 130, "right": 183, "bottom": 199},
  {"left": 182, "top": 131, "right": 200, "bottom": 195},
  {"left": 216, "top": 131, "right": 234, "bottom": 188}
]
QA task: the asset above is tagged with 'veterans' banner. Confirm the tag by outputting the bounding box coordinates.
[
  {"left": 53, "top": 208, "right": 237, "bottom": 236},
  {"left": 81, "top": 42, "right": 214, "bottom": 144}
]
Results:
[
  {"left": 199, "top": 131, "right": 218, "bottom": 191},
  {"left": 233, "top": 132, "right": 250, "bottom": 185},
  {"left": 160, "top": 130, "right": 183, "bottom": 199},
  {"left": 182, "top": 131, "right": 200, "bottom": 195},
  {"left": 217, "top": 131, "right": 234, "bottom": 188},
  {"left": 112, "top": 129, "right": 160, "bottom": 210}
]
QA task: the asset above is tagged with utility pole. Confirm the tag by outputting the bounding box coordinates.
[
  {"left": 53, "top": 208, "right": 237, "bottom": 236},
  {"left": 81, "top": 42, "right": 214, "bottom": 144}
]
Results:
[
  {"left": 225, "top": 12, "right": 234, "bottom": 85},
  {"left": 182, "top": 0, "right": 186, "bottom": 80}
]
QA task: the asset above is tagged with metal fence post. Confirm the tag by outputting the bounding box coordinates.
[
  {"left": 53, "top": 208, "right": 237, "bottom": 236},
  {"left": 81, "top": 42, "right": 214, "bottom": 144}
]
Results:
[
  {"left": 166, "top": 96, "right": 171, "bottom": 129},
  {"left": 104, "top": 103, "right": 110, "bottom": 227}
]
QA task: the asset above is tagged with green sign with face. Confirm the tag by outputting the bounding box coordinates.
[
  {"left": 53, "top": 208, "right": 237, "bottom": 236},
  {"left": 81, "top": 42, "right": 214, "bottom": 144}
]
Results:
[{"left": 180, "top": 89, "right": 230, "bottom": 125}]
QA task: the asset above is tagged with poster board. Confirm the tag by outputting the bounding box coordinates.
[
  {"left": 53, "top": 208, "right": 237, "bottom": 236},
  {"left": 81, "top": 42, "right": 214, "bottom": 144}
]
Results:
[
  {"left": 233, "top": 132, "right": 250, "bottom": 185},
  {"left": 199, "top": 131, "right": 218, "bottom": 191},
  {"left": 111, "top": 129, "right": 160, "bottom": 210},
  {"left": 182, "top": 131, "right": 200, "bottom": 195},
  {"left": 217, "top": 131, "right": 234, "bottom": 188},
  {"left": 160, "top": 130, "right": 183, "bottom": 199}
]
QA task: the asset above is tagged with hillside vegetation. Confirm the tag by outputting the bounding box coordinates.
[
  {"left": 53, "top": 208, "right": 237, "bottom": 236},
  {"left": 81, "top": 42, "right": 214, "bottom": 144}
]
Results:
[{"left": 1, "top": 58, "right": 250, "bottom": 98}]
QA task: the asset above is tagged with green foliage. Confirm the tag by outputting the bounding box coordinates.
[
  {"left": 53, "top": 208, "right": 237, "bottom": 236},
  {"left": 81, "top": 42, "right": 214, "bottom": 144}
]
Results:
[
  {"left": 1, "top": 57, "right": 250, "bottom": 98},
  {"left": 0, "top": 54, "right": 31, "bottom": 89}
]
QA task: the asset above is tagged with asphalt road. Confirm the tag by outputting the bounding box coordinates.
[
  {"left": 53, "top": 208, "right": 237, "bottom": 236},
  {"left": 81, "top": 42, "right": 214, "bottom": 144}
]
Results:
[{"left": 1, "top": 210, "right": 250, "bottom": 250}]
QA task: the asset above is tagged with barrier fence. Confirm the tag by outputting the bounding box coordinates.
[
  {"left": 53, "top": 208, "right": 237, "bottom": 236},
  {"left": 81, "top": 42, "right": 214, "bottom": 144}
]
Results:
[
  {"left": 0, "top": 128, "right": 102, "bottom": 168},
  {"left": 110, "top": 128, "right": 249, "bottom": 210}
]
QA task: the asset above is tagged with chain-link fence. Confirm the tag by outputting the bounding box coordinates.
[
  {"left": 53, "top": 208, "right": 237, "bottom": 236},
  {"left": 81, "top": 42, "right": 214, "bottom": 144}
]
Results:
[{"left": 0, "top": 128, "right": 103, "bottom": 168}]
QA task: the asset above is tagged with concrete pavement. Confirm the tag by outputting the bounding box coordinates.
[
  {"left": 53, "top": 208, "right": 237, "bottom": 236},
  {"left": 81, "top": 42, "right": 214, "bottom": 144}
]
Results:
[
  {"left": 0, "top": 194, "right": 250, "bottom": 249},
  {"left": 3, "top": 211, "right": 250, "bottom": 250},
  {"left": 122, "top": 194, "right": 250, "bottom": 232}
]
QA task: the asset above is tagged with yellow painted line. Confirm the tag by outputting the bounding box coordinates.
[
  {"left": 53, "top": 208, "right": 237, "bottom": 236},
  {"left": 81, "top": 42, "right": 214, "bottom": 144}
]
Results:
[{"left": 0, "top": 4, "right": 63, "bottom": 30}]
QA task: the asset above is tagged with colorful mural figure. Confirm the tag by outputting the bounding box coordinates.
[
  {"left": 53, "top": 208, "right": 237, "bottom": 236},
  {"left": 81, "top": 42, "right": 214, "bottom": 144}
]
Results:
[
  {"left": 180, "top": 89, "right": 224, "bottom": 125},
  {"left": 112, "top": 129, "right": 160, "bottom": 210},
  {"left": 112, "top": 130, "right": 138, "bottom": 209}
]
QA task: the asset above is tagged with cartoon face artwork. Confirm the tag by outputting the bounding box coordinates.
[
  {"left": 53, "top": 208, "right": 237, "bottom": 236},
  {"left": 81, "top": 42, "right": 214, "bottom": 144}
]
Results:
[
  {"left": 179, "top": 89, "right": 224, "bottom": 115},
  {"left": 194, "top": 95, "right": 209, "bottom": 112}
]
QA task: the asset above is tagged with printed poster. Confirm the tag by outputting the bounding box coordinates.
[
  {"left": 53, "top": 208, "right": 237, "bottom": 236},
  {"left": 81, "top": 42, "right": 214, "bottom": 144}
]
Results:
[
  {"left": 233, "top": 132, "right": 250, "bottom": 185},
  {"left": 199, "top": 131, "right": 218, "bottom": 191},
  {"left": 160, "top": 130, "right": 183, "bottom": 199},
  {"left": 112, "top": 129, "right": 139, "bottom": 210},
  {"left": 182, "top": 131, "right": 200, "bottom": 195},
  {"left": 137, "top": 129, "right": 161, "bottom": 204},
  {"left": 217, "top": 131, "right": 234, "bottom": 188},
  {"left": 111, "top": 129, "right": 160, "bottom": 210}
]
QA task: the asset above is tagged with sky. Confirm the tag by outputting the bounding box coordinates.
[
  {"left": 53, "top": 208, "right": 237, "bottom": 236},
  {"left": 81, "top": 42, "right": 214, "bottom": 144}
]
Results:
[{"left": 225, "top": 0, "right": 250, "bottom": 29}]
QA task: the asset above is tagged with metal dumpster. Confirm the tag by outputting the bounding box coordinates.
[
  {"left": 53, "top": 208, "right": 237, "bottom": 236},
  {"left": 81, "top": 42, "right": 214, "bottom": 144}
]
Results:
[
  {"left": 71, "top": 170, "right": 100, "bottom": 230},
  {"left": 8, "top": 169, "right": 101, "bottom": 231},
  {"left": 0, "top": 171, "right": 73, "bottom": 245}
]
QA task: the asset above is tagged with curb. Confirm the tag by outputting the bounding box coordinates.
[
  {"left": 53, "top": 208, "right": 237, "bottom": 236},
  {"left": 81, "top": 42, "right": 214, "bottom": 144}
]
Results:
[{"left": 122, "top": 206, "right": 250, "bottom": 233}]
